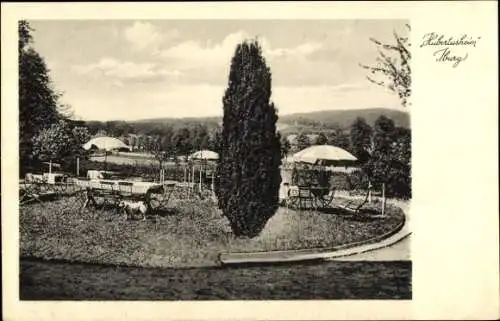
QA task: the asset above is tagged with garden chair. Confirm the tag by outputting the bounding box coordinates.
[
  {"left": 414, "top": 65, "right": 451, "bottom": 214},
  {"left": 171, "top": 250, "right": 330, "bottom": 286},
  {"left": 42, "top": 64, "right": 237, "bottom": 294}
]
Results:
[
  {"left": 297, "top": 186, "right": 317, "bottom": 210},
  {"left": 99, "top": 180, "right": 121, "bottom": 210},
  {"left": 287, "top": 185, "right": 317, "bottom": 210},
  {"left": 20, "top": 176, "right": 44, "bottom": 206},
  {"left": 310, "top": 186, "right": 336, "bottom": 209}
]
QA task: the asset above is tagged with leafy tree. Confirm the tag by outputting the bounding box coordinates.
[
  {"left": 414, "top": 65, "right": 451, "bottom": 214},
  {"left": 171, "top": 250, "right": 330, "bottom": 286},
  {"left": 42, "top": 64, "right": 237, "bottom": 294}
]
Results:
[
  {"left": 71, "top": 126, "right": 92, "bottom": 155},
  {"left": 366, "top": 115, "right": 395, "bottom": 183},
  {"left": 314, "top": 132, "right": 328, "bottom": 145},
  {"left": 32, "top": 121, "right": 71, "bottom": 163},
  {"left": 215, "top": 40, "right": 281, "bottom": 238},
  {"left": 171, "top": 127, "right": 192, "bottom": 156},
  {"left": 349, "top": 117, "right": 373, "bottom": 163},
  {"left": 328, "top": 127, "right": 350, "bottom": 150},
  {"left": 146, "top": 135, "right": 169, "bottom": 173},
  {"left": 32, "top": 120, "right": 90, "bottom": 169},
  {"left": 360, "top": 24, "right": 411, "bottom": 108},
  {"left": 192, "top": 124, "right": 211, "bottom": 150},
  {"left": 19, "top": 20, "right": 62, "bottom": 167},
  {"left": 209, "top": 126, "right": 223, "bottom": 154},
  {"left": 127, "top": 135, "right": 138, "bottom": 151},
  {"left": 387, "top": 126, "right": 411, "bottom": 198},
  {"left": 363, "top": 115, "right": 411, "bottom": 198},
  {"left": 280, "top": 135, "right": 291, "bottom": 158},
  {"left": 295, "top": 132, "right": 311, "bottom": 152}
]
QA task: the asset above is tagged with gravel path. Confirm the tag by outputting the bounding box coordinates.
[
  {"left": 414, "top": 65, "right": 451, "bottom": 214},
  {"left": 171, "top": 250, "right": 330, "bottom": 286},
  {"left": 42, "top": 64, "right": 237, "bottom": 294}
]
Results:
[
  {"left": 332, "top": 197, "right": 411, "bottom": 261},
  {"left": 333, "top": 235, "right": 411, "bottom": 261}
]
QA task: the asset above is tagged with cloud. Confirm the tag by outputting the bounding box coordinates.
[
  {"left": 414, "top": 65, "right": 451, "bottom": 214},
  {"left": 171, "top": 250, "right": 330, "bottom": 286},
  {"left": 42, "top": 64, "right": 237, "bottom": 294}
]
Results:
[
  {"left": 123, "top": 21, "right": 179, "bottom": 52},
  {"left": 159, "top": 31, "right": 324, "bottom": 71},
  {"left": 72, "top": 57, "right": 182, "bottom": 83},
  {"left": 261, "top": 39, "right": 325, "bottom": 60},
  {"left": 160, "top": 31, "right": 249, "bottom": 68}
]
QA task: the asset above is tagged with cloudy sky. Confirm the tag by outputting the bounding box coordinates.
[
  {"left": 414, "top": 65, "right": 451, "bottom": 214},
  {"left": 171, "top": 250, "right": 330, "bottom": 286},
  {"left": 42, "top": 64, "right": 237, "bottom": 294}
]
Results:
[{"left": 29, "top": 20, "right": 408, "bottom": 121}]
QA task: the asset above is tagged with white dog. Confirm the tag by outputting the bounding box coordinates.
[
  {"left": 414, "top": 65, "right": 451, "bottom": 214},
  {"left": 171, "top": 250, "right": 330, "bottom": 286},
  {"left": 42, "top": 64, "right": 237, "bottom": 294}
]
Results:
[{"left": 118, "top": 200, "right": 148, "bottom": 221}]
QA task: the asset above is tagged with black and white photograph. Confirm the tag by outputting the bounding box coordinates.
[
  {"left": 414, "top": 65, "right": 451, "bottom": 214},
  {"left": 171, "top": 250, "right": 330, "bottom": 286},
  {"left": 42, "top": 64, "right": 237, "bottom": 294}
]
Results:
[
  {"left": 18, "top": 18, "right": 412, "bottom": 301},
  {"left": 2, "top": 2, "right": 498, "bottom": 321}
]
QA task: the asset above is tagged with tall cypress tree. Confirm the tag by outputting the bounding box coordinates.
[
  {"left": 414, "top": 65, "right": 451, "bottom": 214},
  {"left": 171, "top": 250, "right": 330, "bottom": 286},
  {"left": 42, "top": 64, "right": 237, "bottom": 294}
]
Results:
[{"left": 215, "top": 40, "right": 281, "bottom": 238}]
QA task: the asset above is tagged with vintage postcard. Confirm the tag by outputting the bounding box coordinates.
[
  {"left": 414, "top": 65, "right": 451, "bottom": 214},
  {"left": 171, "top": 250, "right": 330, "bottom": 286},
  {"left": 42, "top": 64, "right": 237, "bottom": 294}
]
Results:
[{"left": 1, "top": 1, "right": 498, "bottom": 321}]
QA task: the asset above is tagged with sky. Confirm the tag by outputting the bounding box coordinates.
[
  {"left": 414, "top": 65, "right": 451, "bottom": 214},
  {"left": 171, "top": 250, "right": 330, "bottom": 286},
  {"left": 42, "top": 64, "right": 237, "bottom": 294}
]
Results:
[{"left": 29, "top": 20, "right": 409, "bottom": 121}]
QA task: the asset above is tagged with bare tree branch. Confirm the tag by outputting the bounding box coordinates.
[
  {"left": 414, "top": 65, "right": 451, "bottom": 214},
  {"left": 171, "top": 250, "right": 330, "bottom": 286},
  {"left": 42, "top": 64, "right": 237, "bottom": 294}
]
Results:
[{"left": 361, "top": 26, "right": 411, "bottom": 108}]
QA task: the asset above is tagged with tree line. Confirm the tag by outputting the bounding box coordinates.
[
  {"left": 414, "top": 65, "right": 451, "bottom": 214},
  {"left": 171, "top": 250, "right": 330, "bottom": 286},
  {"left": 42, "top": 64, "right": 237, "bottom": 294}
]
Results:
[
  {"left": 19, "top": 21, "right": 91, "bottom": 176},
  {"left": 86, "top": 121, "right": 222, "bottom": 157}
]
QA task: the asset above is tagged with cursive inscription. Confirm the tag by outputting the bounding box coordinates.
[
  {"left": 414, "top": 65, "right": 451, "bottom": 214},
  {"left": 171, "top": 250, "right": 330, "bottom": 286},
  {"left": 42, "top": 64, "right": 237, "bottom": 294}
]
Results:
[{"left": 420, "top": 32, "right": 481, "bottom": 68}]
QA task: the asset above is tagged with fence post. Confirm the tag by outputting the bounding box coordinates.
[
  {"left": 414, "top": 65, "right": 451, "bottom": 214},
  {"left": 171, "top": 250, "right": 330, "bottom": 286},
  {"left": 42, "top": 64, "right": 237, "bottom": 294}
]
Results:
[
  {"left": 199, "top": 163, "right": 203, "bottom": 193},
  {"left": 382, "top": 182, "right": 386, "bottom": 216},
  {"left": 76, "top": 157, "right": 80, "bottom": 177},
  {"left": 191, "top": 165, "right": 195, "bottom": 195},
  {"left": 368, "top": 180, "right": 372, "bottom": 203},
  {"left": 211, "top": 171, "right": 215, "bottom": 192}
]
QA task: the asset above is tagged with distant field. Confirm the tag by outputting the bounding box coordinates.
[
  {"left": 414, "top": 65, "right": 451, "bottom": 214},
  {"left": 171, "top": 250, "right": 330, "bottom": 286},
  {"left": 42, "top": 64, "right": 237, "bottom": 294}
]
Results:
[
  {"left": 88, "top": 153, "right": 214, "bottom": 169},
  {"left": 89, "top": 154, "right": 158, "bottom": 166}
]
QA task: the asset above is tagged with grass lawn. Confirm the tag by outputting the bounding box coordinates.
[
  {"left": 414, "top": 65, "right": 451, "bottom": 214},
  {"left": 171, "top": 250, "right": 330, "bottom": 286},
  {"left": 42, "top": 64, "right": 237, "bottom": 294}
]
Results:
[
  {"left": 20, "top": 195, "right": 404, "bottom": 268},
  {"left": 20, "top": 258, "right": 412, "bottom": 300}
]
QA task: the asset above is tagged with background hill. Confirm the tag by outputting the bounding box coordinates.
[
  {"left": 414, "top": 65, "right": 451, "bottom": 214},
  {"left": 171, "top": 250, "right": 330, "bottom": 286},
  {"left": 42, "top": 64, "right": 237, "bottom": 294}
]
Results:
[
  {"left": 83, "top": 107, "right": 410, "bottom": 152},
  {"left": 115, "top": 107, "right": 409, "bottom": 133},
  {"left": 277, "top": 108, "right": 409, "bottom": 135},
  {"left": 280, "top": 108, "right": 409, "bottom": 128}
]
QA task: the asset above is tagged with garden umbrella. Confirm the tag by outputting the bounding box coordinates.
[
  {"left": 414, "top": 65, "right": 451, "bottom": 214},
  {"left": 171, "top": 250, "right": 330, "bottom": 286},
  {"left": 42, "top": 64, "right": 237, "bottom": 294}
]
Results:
[
  {"left": 291, "top": 145, "right": 357, "bottom": 166},
  {"left": 188, "top": 150, "right": 219, "bottom": 161},
  {"left": 188, "top": 150, "right": 219, "bottom": 192},
  {"left": 82, "top": 136, "right": 131, "bottom": 152},
  {"left": 83, "top": 136, "right": 131, "bottom": 171}
]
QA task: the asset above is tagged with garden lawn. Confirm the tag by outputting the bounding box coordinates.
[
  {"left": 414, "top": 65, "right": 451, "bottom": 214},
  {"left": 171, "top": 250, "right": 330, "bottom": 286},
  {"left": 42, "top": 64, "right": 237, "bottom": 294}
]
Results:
[{"left": 20, "top": 196, "right": 404, "bottom": 268}]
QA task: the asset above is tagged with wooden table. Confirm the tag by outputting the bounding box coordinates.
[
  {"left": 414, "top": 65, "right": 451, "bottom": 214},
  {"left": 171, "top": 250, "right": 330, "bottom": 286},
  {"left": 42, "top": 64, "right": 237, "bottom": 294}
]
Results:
[{"left": 75, "top": 179, "right": 167, "bottom": 212}]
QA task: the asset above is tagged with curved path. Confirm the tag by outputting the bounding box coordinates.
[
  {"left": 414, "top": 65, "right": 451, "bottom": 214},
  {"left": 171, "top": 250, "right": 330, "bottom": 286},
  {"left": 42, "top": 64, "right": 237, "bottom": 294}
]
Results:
[
  {"left": 220, "top": 199, "right": 411, "bottom": 265},
  {"left": 334, "top": 234, "right": 411, "bottom": 261},
  {"left": 329, "top": 199, "right": 411, "bottom": 261}
]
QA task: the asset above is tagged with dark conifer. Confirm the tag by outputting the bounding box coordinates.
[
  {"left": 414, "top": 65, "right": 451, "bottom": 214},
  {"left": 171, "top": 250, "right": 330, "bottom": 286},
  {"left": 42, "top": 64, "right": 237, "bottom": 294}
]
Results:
[{"left": 215, "top": 40, "right": 281, "bottom": 238}]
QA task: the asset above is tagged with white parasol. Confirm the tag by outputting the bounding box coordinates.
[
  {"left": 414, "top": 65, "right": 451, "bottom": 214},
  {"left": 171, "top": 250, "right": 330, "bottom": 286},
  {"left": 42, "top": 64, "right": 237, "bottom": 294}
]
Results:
[
  {"left": 83, "top": 136, "right": 131, "bottom": 152},
  {"left": 188, "top": 150, "right": 219, "bottom": 161},
  {"left": 292, "top": 145, "right": 357, "bottom": 166}
]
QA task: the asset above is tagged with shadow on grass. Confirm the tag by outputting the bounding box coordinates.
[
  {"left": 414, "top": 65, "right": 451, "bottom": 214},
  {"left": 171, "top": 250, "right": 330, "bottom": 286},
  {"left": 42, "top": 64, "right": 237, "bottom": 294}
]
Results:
[
  {"left": 20, "top": 258, "right": 412, "bottom": 300},
  {"left": 154, "top": 207, "right": 181, "bottom": 217}
]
